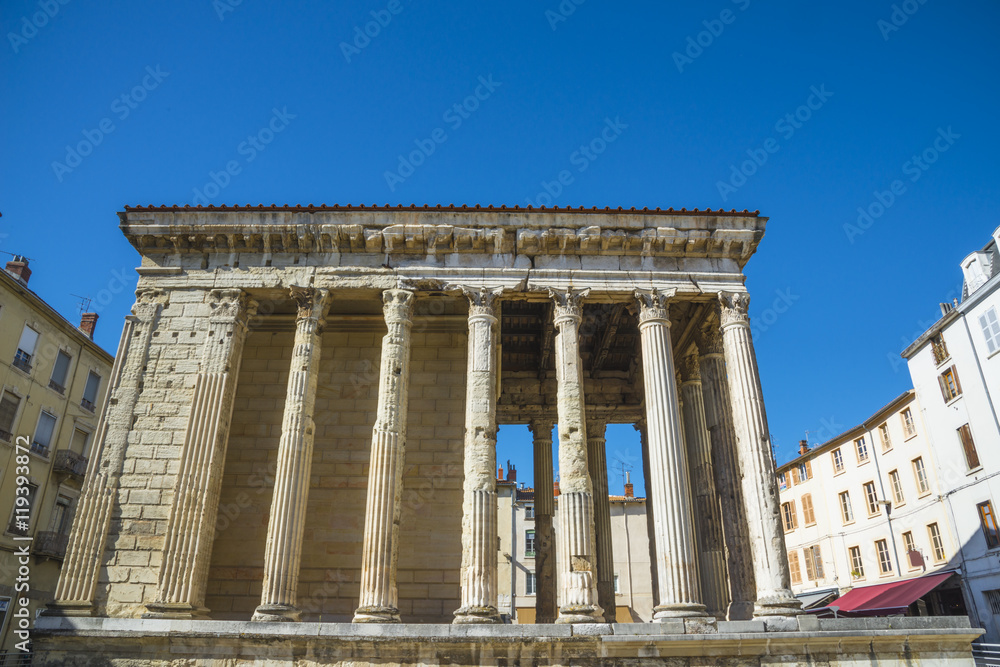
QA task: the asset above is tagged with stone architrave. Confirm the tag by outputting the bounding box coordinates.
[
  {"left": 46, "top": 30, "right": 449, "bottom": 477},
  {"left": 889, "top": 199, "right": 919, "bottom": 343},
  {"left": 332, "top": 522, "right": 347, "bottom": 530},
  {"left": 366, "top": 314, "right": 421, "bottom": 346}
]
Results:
[
  {"left": 679, "top": 350, "right": 729, "bottom": 619},
  {"left": 586, "top": 419, "right": 615, "bottom": 623},
  {"left": 547, "top": 287, "right": 604, "bottom": 624},
  {"left": 530, "top": 419, "right": 557, "bottom": 624},
  {"left": 353, "top": 289, "right": 416, "bottom": 623},
  {"left": 252, "top": 287, "right": 331, "bottom": 622},
  {"left": 634, "top": 289, "right": 707, "bottom": 620},
  {"left": 454, "top": 286, "right": 504, "bottom": 625},
  {"left": 697, "top": 319, "right": 756, "bottom": 621},
  {"left": 48, "top": 288, "right": 167, "bottom": 616},
  {"left": 718, "top": 292, "right": 802, "bottom": 619},
  {"left": 146, "top": 289, "right": 257, "bottom": 619}
]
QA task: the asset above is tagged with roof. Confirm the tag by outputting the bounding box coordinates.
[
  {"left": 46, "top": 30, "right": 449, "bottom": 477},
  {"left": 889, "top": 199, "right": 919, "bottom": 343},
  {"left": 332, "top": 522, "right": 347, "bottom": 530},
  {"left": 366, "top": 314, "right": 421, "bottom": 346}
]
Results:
[{"left": 123, "top": 203, "right": 760, "bottom": 216}]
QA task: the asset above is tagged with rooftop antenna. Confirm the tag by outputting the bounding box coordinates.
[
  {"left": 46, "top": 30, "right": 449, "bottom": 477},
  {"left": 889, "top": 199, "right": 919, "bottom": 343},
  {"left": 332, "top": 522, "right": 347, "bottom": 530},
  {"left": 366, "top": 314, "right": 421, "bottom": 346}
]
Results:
[
  {"left": 613, "top": 458, "right": 633, "bottom": 495},
  {"left": 0, "top": 250, "right": 34, "bottom": 261},
  {"left": 71, "top": 294, "right": 93, "bottom": 315}
]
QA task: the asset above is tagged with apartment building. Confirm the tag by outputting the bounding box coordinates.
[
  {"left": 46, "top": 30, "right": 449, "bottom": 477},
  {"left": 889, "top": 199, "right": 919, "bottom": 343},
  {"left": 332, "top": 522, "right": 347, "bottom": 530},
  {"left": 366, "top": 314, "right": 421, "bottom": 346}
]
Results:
[{"left": 0, "top": 257, "right": 114, "bottom": 651}]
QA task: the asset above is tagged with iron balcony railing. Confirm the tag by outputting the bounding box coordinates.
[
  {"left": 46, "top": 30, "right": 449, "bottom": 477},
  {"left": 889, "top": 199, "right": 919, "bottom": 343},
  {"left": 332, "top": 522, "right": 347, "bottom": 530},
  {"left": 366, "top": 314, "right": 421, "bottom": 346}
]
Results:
[
  {"left": 53, "top": 449, "right": 88, "bottom": 478},
  {"left": 973, "top": 643, "right": 1000, "bottom": 667},
  {"left": 33, "top": 531, "right": 70, "bottom": 559},
  {"left": 11, "top": 350, "right": 31, "bottom": 373}
]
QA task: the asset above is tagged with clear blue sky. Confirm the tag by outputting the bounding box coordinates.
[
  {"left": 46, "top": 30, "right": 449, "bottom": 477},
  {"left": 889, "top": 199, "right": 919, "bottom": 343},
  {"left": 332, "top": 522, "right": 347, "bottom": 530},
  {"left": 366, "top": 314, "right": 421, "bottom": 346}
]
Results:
[{"left": 3, "top": 1, "right": 998, "bottom": 495}]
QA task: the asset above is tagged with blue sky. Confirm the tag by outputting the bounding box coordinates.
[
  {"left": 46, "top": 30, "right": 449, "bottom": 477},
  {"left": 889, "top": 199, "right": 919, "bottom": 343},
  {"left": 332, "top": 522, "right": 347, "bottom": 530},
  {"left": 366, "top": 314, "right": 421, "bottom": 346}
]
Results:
[{"left": 3, "top": 1, "right": 998, "bottom": 496}]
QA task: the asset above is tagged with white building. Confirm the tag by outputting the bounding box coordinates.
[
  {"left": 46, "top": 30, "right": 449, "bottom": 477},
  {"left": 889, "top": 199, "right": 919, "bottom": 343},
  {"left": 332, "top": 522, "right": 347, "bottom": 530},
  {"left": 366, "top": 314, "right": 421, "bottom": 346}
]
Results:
[{"left": 901, "top": 224, "right": 1000, "bottom": 641}]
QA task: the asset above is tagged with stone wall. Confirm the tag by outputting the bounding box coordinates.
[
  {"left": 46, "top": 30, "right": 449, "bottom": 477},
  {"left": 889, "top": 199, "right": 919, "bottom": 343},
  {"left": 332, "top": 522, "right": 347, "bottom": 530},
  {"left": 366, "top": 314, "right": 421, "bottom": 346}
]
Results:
[{"left": 205, "top": 326, "right": 467, "bottom": 623}]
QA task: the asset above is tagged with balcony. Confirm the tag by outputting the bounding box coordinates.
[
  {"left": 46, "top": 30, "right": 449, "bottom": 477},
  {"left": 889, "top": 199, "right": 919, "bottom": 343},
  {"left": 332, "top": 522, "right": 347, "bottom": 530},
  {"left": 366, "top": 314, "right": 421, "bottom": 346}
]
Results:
[
  {"left": 11, "top": 350, "right": 31, "bottom": 374},
  {"left": 0, "top": 429, "right": 11, "bottom": 444},
  {"left": 53, "top": 449, "right": 88, "bottom": 479},
  {"left": 30, "top": 441, "right": 50, "bottom": 458},
  {"left": 48, "top": 379, "right": 65, "bottom": 395},
  {"left": 33, "top": 531, "right": 69, "bottom": 560},
  {"left": 81, "top": 398, "right": 96, "bottom": 413}
]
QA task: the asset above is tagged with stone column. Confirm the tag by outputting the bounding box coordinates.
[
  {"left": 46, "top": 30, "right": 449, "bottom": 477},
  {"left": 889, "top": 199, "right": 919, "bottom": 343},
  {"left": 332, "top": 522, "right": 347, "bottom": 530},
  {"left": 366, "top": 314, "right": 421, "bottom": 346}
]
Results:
[
  {"left": 252, "top": 287, "right": 331, "bottom": 622},
  {"left": 454, "top": 287, "right": 503, "bottom": 624},
  {"left": 698, "top": 320, "right": 756, "bottom": 621},
  {"left": 634, "top": 420, "right": 659, "bottom": 610},
  {"left": 718, "top": 292, "right": 802, "bottom": 619},
  {"left": 353, "top": 289, "right": 415, "bottom": 623},
  {"left": 147, "top": 290, "right": 257, "bottom": 619},
  {"left": 634, "top": 289, "right": 707, "bottom": 620},
  {"left": 587, "top": 419, "right": 616, "bottom": 623},
  {"left": 548, "top": 287, "right": 604, "bottom": 624},
  {"left": 48, "top": 288, "right": 167, "bottom": 616},
  {"left": 530, "top": 419, "right": 557, "bottom": 624},
  {"left": 679, "top": 350, "right": 729, "bottom": 619}
]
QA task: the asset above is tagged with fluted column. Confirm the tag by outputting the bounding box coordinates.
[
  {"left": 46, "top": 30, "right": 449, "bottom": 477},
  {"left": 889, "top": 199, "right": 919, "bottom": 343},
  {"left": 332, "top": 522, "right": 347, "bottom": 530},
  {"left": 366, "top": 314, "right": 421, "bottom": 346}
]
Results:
[
  {"left": 148, "top": 290, "right": 257, "bottom": 619},
  {"left": 454, "top": 287, "right": 503, "bottom": 624},
  {"left": 549, "top": 287, "right": 603, "bottom": 624},
  {"left": 587, "top": 419, "right": 615, "bottom": 623},
  {"left": 718, "top": 292, "right": 802, "bottom": 619},
  {"left": 48, "top": 288, "right": 167, "bottom": 616},
  {"left": 530, "top": 419, "right": 557, "bottom": 624},
  {"left": 252, "top": 287, "right": 331, "bottom": 622},
  {"left": 679, "top": 350, "right": 729, "bottom": 619},
  {"left": 353, "top": 289, "right": 415, "bottom": 623},
  {"left": 698, "top": 320, "right": 756, "bottom": 621},
  {"left": 634, "top": 420, "right": 659, "bottom": 610},
  {"left": 635, "top": 289, "right": 707, "bottom": 620}
]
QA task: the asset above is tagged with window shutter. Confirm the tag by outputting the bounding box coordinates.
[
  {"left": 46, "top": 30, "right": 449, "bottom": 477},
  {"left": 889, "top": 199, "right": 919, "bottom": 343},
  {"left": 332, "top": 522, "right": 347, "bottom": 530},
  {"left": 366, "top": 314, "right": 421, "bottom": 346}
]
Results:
[
  {"left": 791, "top": 500, "right": 798, "bottom": 529},
  {"left": 805, "top": 461, "right": 813, "bottom": 479},
  {"left": 813, "top": 546, "right": 824, "bottom": 578},
  {"left": 938, "top": 374, "right": 950, "bottom": 401},
  {"left": 791, "top": 468, "right": 799, "bottom": 484},
  {"left": 959, "top": 425, "right": 980, "bottom": 469},
  {"left": 952, "top": 365, "right": 963, "bottom": 395},
  {"left": 803, "top": 548, "right": 815, "bottom": 580}
]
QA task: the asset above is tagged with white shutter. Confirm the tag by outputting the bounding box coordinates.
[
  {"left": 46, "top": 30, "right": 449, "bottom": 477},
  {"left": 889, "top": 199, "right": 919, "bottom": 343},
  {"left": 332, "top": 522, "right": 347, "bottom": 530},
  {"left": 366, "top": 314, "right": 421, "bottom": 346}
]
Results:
[{"left": 17, "top": 326, "right": 39, "bottom": 355}]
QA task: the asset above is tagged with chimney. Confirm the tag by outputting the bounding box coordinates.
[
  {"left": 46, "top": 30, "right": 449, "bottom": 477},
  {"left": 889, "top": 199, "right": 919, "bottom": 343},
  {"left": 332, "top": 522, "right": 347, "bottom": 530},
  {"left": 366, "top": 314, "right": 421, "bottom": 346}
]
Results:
[
  {"left": 507, "top": 463, "right": 516, "bottom": 483},
  {"left": 79, "top": 312, "right": 98, "bottom": 339},
  {"left": 497, "top": 466, "right": 504, "bottom": 481},
  {"left": 624, "top": 471, "right": 634, "bottom": 499},
  {"left": 5, "top": 256, "right": 31, "bottom": 285},
  {"left": 553, "top": 481, "right": 560, "bottom": 497},
  {"left": 799, "top": 439, "right": 810, "bottom": 456}
]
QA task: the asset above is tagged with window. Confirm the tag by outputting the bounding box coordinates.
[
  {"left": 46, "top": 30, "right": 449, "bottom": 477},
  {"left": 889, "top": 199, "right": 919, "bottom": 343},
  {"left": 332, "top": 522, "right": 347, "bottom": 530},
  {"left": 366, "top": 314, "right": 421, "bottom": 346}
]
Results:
[
  {"left": 803, "top": 545, "right": 824, "bottom": 581},
  {"left": 801, "top": 494, "right": 816, "bottom": 525},
  {"left": 778, "top": 472, "right": 788, "bottom": 490},
  {"left": 32, "top": 411, "right": 57, "bottom": 457},
  {"left": 49, "top": 350, "right": 72, "bottom": 394},
  {"left": 524, "top": 529, "right": 536, "bottom": 557},
  {"left": 525, "top": 571, "right": 536, "bottom": 595},
  {"left": 798, "top": 461, "right": 812, "bottom": 481},
  {"left": 788, "top": 550, "right": 802, "bottom": 585},
  {"left": 901, "top": 409, "right": 916, "bottom": 438},
  {"left": 13, "top": 325, "right": 39, "bottom": 373},
  {"left": 525, "top": 504, "right": 534, "bottom": 520},
  {"left": 986, "top": 589, "right": 1000, "bottom": 617},
  {"left": 781, "top": 501, "right": 797, "bottom": 531},
  {"left": 0, "top": 391, "right": 20, "bottom": 442},
  {"left": 913, "top": 457, "right": 930, "bottom": 495},
  {"left": 48, "top": 494, "right": 73, "bottom": 535},
  {"left": 902, "top": 531, "right": 920, "bottom": 569},
  {"left": 928, "top": 523, "right": 946, "bottom": 562},
  {"left": 856, "top": 437, "right": 869, "bottom": 463},
  {"left": 958, "top": 425, "right": 981, "bottom": 470},
  {"left": 790, "top": 467, "right": 800, "bottom": 485},
  {"left": 979, "top": 501, "right": 1000, "bottom": 549},
  {"left": 939, "top": 366, "right": 962, "bottom": 402},
  {"left": 71, "top": 428, "right": 91, "bottom": 455},
  {"left": 7, "top": 483, "right": 37, "bottom": 535},
  {"left": 981, "top": 307, "right": 1000, "bottom": 355},
  {"left": 82, "top": 371, "right": 101, "bottom": 412},
  {"left": 931, "top": 335, "right": 951, "bottom": 365},
  {"left": 879, "top": 423, "right": 892, "bottom": 452},
  {"left": 832, "top": 448, "right": 844, "bottom": 473},
  {"left": 849, "top": 546, "right": 865, "bottom": 580},
  {"left": 839, "top": 491, "right": 854, "bottom": 524},
  {"left": 864, "top": 481, "right": 880, "bottom": 516},
  {"left": 888, "top": 470, "right": 905, "bottom": 505},
  {"left": 876, "top": 539, "right": 893, "bottom": 575}
]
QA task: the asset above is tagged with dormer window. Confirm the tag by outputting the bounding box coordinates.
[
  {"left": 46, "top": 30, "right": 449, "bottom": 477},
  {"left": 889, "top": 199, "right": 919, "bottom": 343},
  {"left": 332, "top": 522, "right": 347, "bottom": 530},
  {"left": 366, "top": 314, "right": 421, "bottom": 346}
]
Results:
[{"left": 962, "top": 252, "right": 991, "bottom": 294}]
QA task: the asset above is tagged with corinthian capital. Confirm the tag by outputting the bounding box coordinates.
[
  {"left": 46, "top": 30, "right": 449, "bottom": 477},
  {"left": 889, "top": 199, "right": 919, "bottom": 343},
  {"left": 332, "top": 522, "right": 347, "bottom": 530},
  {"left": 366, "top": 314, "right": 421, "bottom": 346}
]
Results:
[
  {"left": 679, "top": 351, "right": 702, "bottom": 383},
  {"left": 547, "top": 287, "right": 590, "bottom": 326},
  {"left": 458, "top": 285, "right": 504, "bottom": 318},
  {"left": 697, "top": 319, "right": 724, "bottom": 356},
  {"left": 633, "top": 288, "right": 676, "bottom": 324},
  {"left": 209, "top": 289, "right": 258, "bottom": 324},
  {"left": 133, "top": 288, "right": 168, "bottom": 321},
  {"left": 718, "top": 292, "right": 751, "bottom": 328},
  {"left": 382, "top": 288, "right": 415, "bottom": 325},
  {"left": 290, "top": 286, "right": 331, "bottom": 325}
]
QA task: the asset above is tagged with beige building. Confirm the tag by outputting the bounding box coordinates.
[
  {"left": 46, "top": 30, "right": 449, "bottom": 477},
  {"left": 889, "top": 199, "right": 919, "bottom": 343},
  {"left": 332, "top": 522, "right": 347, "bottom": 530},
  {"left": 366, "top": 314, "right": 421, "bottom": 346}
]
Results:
[
  {"left": 34, "top": 205, "right": 982, "bottom": 666},
  {"left": 0, "top": 257, "right": 113, "bottom": 652},
  {"left": 777, "top": 391, "right": 964, "bottom": 615}
]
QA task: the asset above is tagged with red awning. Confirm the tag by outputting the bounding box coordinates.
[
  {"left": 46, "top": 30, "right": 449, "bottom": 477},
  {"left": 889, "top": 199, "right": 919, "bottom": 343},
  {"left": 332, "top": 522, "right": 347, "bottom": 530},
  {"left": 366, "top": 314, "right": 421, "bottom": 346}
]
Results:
[{"left": 827, "top": 572, "right": 955, "bottom": 616}]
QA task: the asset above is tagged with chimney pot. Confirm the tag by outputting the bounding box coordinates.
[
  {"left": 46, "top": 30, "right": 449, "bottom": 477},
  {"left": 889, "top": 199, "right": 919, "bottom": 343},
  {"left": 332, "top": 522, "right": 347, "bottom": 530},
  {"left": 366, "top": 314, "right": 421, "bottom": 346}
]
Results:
[
  {"left": 79, "top": 312, "right": 98, "bottom": 339},
  {"left": 497, "top": 466, "right": 504, "bottom": 481},
  {"left": 799, "top": 439, "right": 810, "bottom": 456},
  {"left": 624, "top": 483, "right": 634, "bottom": 499},
  {"left": 5, "top": 256, "right": 31, "bottom": 285},
  {"left": 553, "top": 481, "right": 560, "bottom": 497}
]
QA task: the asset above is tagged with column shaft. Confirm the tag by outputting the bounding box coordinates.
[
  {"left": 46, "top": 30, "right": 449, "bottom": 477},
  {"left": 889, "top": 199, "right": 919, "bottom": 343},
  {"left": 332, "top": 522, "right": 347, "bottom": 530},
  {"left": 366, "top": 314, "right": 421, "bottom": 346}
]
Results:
[
  {"left": 252, "top": 287, "right": 330, "bottom": 622},
  {"left": 698, "top": 321, "right": 756, "bottom": 621},
  {"left": 635, "top": 289, "right": 706, "bottom": 620},
  {"left": 679, "top": 352, "right": 729, "bottom": 619},
  {"left": 635, "top": 420, "right": 660, "bottom": 611},
  {"left": 455, "top": 287, "right": 503, "bottom": 624},
  {"left": 718, "top": 292, "right": 802, "bottom": 618},
  {"left": 587, "top": 419, "right": 616, "bottom": 623},
  {"left": 354, "top": 289, "right": 415, "bottom": 623},
  {"left": 549, "top": 288, "right": 603, "bottom": 624},
  {"left": 531, "top": 420, "right": 557, "bottom": 624},
  {"left": 148, "top": 290, "right": 256, "bottom": 619},
  {"left": 48, "top": 289, "right": 167, "bottom": 616}
]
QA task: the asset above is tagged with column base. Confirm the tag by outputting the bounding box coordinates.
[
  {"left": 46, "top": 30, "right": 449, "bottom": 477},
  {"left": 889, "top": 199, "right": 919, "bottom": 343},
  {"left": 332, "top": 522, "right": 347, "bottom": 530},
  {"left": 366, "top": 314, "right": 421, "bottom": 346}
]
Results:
[
  {"left": 452, "top": 606, "right": 501, "bottom": 624},
  {"left": 653, "top": 603, "right": 709, "bottom": 620},
  {"left": 251, "top": 604, "right": 302, "bottom": 622},
  {"left": 753, "top": 593, "right": 804, "bottom": 618},
  {"left": 555, "top": 605, "right": 605, "bottom": 624},
  {"left": 142, "top": 602, "right": 210, "bottom": 619},
  {"left": 726, "top": 600, "right": 756, "bottom": 621},
  {"left": 42, "top": 600, "right": 95, "bottom": 617},
  {"left": 352, "top": 606, "right": 401, "bottom": 624}
]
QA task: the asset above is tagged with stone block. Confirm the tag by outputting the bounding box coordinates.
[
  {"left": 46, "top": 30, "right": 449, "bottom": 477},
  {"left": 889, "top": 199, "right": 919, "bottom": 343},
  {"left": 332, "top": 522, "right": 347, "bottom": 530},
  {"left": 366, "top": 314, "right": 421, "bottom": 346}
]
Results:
[
  {"left": 719, "top": 619, "right": 766, "bottom": 634},
  {"left": 684, "top": 617, "right": 718, "bottom": 634}
]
